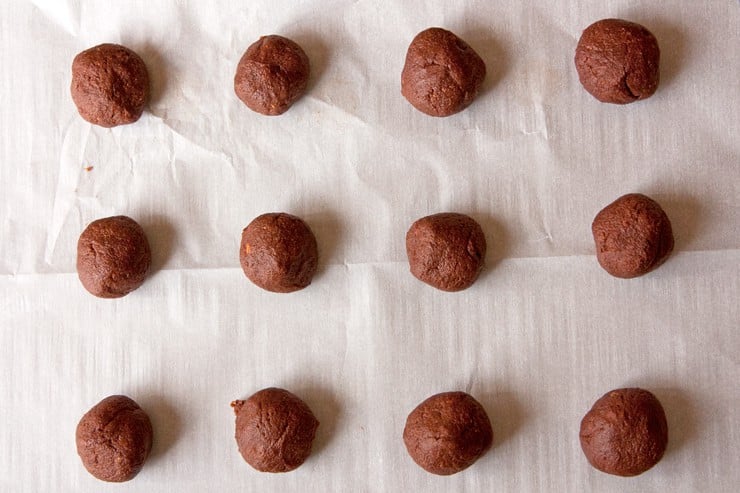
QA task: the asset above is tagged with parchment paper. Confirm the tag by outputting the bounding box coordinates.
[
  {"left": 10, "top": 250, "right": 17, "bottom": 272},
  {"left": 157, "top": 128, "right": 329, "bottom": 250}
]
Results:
[{"left": 1, "top": 1, "right": 738, "bottom": 491}]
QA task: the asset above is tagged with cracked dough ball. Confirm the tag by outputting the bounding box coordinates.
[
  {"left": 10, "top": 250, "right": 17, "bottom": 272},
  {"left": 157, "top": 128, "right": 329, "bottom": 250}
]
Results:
[
  {"left": 575, "top": 19, "right": 660, "bottom": 104},
  {"left": 234, "top": 35, "right": 310, "bottom": 115},
  {"left": 231, "top": 388, "right": 319, "bottom": 473},
  {"left": 592, "top": 193, "right": 674, "bottom": 278},
  {"left": 239, "top": 213, "right": 318, "bottom": 293},
  {"left": 77, "top": 215, "right": 152, "bottom": 298},
  {"left": 401, "top": 27, "right": 486, "bottom": 116},
  {"left": 406, "top": 213, "right": 486, "bottom": 291},
  {"left": 580, "top": 388, "right": 668, "bottom": 476},
  {"left": 403, "top": 391, "right": 493, "bottom": 475},
  {"left": 71, "top": 43, "right": 150, "bottom": 127},
  {"left": 76, "top": 395, "right": 153, "bottom": 482}
]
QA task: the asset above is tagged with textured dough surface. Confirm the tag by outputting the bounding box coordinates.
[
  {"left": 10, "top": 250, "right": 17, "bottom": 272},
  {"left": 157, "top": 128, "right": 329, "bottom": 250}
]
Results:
[
  {"left": 231, "top": 388, "right": 319, "bottom": 473},
  {"left": 76, "top": 215, "right": 152, "bottom": 298},
  {"left": 76, "top": 395, "right": 153, "bottom": 482},
  {"left": 234, "top": 35, "right": 310, "bottom": 115},
  {"left": 403, "top": 391, "right": 493, "bottom": 475},
  {"left": 401, "top": 28, "right": 486, "bottom": 116},
  {"left": 580, "top": 388, "right": 668, "bottom": 476},
  {"left": 592, "top": 193, "right": 673, "bottom": 278},
  {"left": 575, "top": 19, "right": 660, "bottom": 104},
  {"left": 71, "top": 43, "right": 149, "bottom": 127},
  {"left": 406, "top": 212, "right": 486, "bottom": 291}
]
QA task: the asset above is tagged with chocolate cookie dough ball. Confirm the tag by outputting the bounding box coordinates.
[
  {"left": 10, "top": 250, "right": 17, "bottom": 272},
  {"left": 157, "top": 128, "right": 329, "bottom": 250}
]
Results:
[
  {"left": 71, "top": 43, "right": 150, "bottom": 127},
  {"left": 401, "top": 27, "right": 486, "bottom": 116},
  {"left": 406, "top": 213, "right": 486, "bottom": 291},
  {"left": 580, "top": 388, "right": 668, "bottom": 476},
  {"left": 240, "top": 213, "right": 318, "bottom": 293},
  {"left": 403, "top": 391, "right": 493, "bottom": 475},
  {"left": 231, "top": 388, "right": 319, "bottom": 473},
  {"left": 77, "top": 216, "right": 151, "bottom": 298},
  {"left": 575, "top": 19, "right": 660, "bottom": 104},
  {"left": 76, "top": 395, "right": 153, "bottom": 482},
  {"left": 592, "top": 193, "right": 674, "bottom": 278},
  {"left": 234, "top": 35, "right": 310, "bottom": 115}
]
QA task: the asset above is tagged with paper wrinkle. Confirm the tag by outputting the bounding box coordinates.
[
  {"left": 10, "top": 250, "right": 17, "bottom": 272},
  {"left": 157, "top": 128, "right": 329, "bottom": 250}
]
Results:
[{"left": 29, "top": 0, "right": 80, "bottom": 37}]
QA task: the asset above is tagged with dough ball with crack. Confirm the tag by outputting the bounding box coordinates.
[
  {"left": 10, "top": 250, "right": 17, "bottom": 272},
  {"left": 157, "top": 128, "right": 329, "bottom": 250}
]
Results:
[
  {"left": 403, "top": 391, "right": 493, "bottom": 475},
  {"left": 406, "top": 213, "right": 486, "bottom": 291},
  {"left": 234, "top": 35, "right": 310, "bottom": 115},
  {"left": 231, "top": 388, "right": 320, "bottom": 473},
  {"left": 401, "top": 28, "right": 486, "bottom": 116},
  {"left": 77, "top": 215, "right": 152, "bottom": 298},
  {"left": 592, "top": 193, "right": 674, "bottom": 278},
  {"left": 239, "top": 213, "right": 318, "bottom": 293},
  {"left": 76, "top": 395, "right": 153, "bottom": 482},
  {"left": 575, "top": 19, "right": 660, "bottom": 104},
  {"left": 580, "top": 387, "right": 668, "bottom": 476},
  {"left": 71, "top": 43, "right": 150, "bottom": 127}
]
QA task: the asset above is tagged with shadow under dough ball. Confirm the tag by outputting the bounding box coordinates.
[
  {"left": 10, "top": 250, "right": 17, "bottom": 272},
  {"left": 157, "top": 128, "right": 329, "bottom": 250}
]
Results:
[
  {"left": 234, "top": 35, "right": 310, "bottom": 115},
  {"left": 231, "top": 388, "right": 319, "bottom": 473},
  {"left": 575, "top": 18, "right": 660, "bottom": 104},
  {"left": 580, "top": 388, "right": 668, "bottom": 476},
  {"left": 71, "top": 43, "right": 150, "bottom": 127},
  {"left": 403, "top": 391, "right": 493, "bottom": 475},
  {"left": 76, "top": 395, "right": 153, "bottom": 482},
  {"left": 77, "top": 215, "right": 152, "bottom": 298},
  {"left": 401, "top": 27, "right": 486, "bottom": 116},
  {"left": 240, "top": 213, "right": 318, "bottom": 293},
  {"left": 592, "top": 193, "right": 674, "bottom": 278},
  {"left": 406, "top": 212, "right": 486, "bottom": 291}
]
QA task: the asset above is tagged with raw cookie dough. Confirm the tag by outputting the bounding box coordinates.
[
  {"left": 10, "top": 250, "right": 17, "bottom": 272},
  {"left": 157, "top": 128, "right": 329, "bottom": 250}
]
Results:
[
  {"left": 403, "top": 391, "right": 493, "bottom": 475},
  {"left": 76, "top": 395, "right": 153, "bottom": 482},
  {"left": 401, "top": 27, "right": 486, "bottom": 116},
  {"left": 592, "top": 193, "right": 674, "bottom": 278},
  {"left": 240, "top": 213, "right": 318, "bottom": 293},
  {"left": 71, "top": 43, "right": 150, "bottom": 127},
  {"left": 234, "top": 35, "right": 310, "bottom": 115},
  {"left": 580, "top": 388, "right": 668, "bottom": 476},
  {"left": 231, "top": 388, "right": 319, "bottom": 473},
  {"left": 575, "top": 19, "right": 660, "bottom": 104},
  {"left": 406, "top": 212, "right": 486, "bottom": 291},
  {"left": 77, "top": 215, "right": 152, "bottom": 298}
]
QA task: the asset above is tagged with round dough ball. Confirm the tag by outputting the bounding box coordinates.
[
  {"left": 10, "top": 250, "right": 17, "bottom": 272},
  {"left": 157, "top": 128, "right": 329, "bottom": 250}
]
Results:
[
  {"left": 575, "top": 19, "right": 660, "bottom": 104},
  {"left": 76, "top": 395, "right": 153, "bottom": 482},
  {"left": 231, "top": 388, "right": 319, "bottom": 473},
  {"left": 580, "top": 388, "right": 668, "bottom": 476},
  {"left": 403, "top": 391, "right": 493, "bottom": 475},
  {"left": 406, "top": 213, "right": 486, "bottom": 291},
  {"left": 71, "top": 43, "right": 150, "bottom": 127},
  {"left": 239, "top": 213, "right": 318, "bottom": 293},
  {"left": 592, "top": 193, "right": 674, "bottom": 278},
  {"left": 234, "top": 35, "right": 310, "bottom": 115},
  {"left": 401, "top": 27, "right": 486, "bottom": 116},
  {"left": 77, "top": 215, "right": 152, "bottom": 298}
]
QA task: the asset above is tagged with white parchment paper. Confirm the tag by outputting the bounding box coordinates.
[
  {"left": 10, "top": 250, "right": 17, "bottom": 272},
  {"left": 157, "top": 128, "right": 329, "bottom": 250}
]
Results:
[{"left": 1, "top": 1, "right": 738, "bottom": 491}]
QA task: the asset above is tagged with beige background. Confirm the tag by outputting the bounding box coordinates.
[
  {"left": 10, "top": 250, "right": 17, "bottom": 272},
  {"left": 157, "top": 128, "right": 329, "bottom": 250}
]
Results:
[{"left": 1, "top": 0, "right": 738, "bottom": 491}]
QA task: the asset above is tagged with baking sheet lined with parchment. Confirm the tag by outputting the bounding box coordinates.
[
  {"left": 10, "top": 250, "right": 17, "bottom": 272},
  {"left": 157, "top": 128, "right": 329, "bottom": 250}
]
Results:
[{"left": 1, "top": 1, "right": 738, "bottom": 492}]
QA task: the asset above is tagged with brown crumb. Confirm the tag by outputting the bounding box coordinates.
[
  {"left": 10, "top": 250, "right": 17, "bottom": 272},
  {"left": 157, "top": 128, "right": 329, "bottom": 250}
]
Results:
[{"left": 84, "top": 166, "right": 94, "bottom": 172}]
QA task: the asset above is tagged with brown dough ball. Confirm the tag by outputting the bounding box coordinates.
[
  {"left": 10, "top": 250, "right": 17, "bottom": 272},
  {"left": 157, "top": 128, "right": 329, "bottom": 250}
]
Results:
[
  {"left": 239, "top": 213, "right": 318, "bottom": 293},
  {"left": 401, "top": 27, "right": 486, "bottom": 117},
  {"left": 580, "top": 388, "right": 668, "bottom": 476},
  {"left": 231, "top": 388, "right": 319, "bottom": 473},
  {"left": 76, "top": 395, "right": 153, "bottom": 482},
  {"left": 77, "top": 215, "right": 152, "bottom": 298},
  {"left": 592, "top": 193, "right": 674, "bottom": 278},
  {"left": 406, "top": 213, "right": 486, "bottom": 291},
  {"left": 234, "top": 35, "right": 310, "bottom": 115},
  {"left": 575, "top": 19, "right": 660, "bottom": 104},
  {"left": 403, "top": 391, "right": 493, "bottom": 475},
  {"left": 71, "top": 43, "right": 150, "bottom": 127}
]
